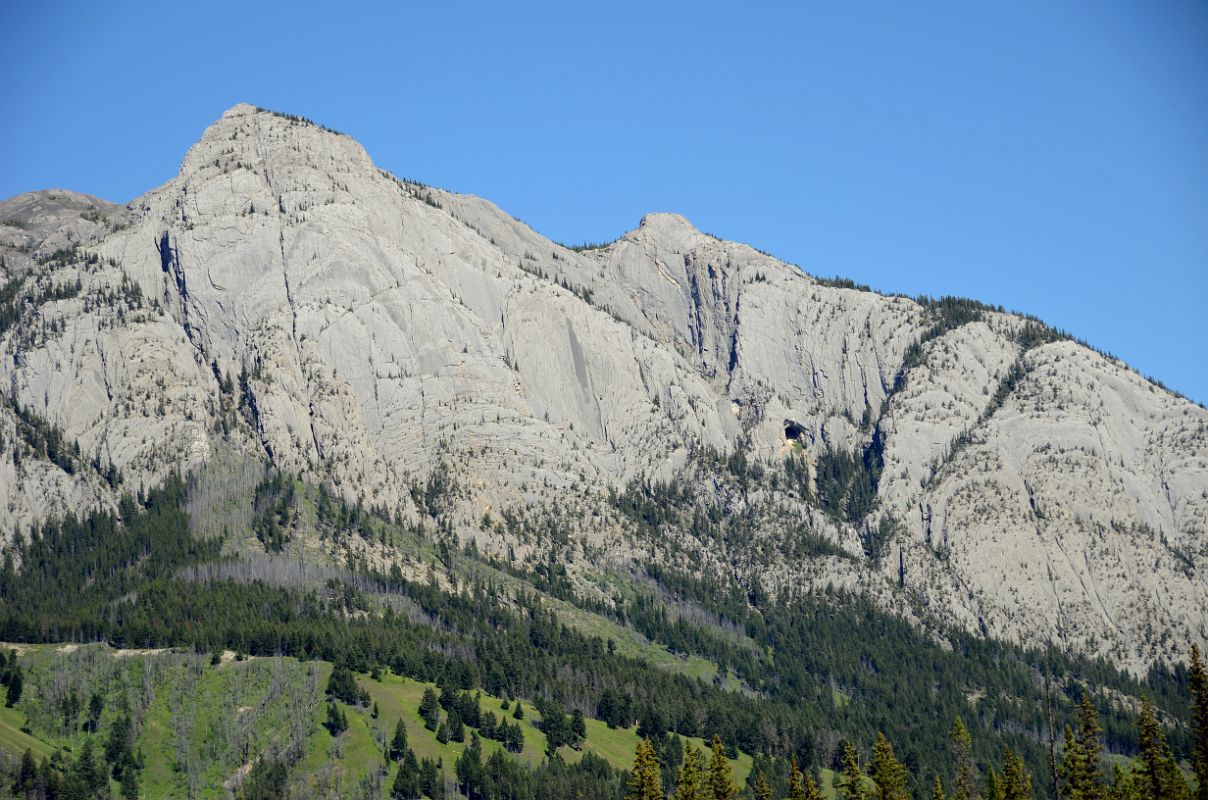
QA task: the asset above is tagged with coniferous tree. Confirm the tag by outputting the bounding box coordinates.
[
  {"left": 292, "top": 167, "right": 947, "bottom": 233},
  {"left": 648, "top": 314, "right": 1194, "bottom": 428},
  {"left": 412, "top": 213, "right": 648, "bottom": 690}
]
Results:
[
  {"left": 1158, "top": 759, "right": 1191, "bottom": 800},
  {"left": 419, "top": 757, "right": 444, "bottom": 800},
  {"left": 872, "top": 733, "right": 910, "bottom": 800},
  {"left": 105, "top": 714, "right": 134, "bottom": 779},
  {"left": 503, "top": 720, "right": 524, "bottom": 753},
  {"left": 1190, "top": 644, "right": 1208, "bottom": 800},
  {"left": 952, "top": 720, "right": 976, "bottom": 800},
  {"left": 1137, "top": 697, "right": 1189, "bottom": 800},
  {"left": 390, "top": 719, "right": 410, "bottom": 762},
  {"left": 480, "top": 710, "right": 497, "bottom": 740},
  {"left": 1137, "top": 698, "right": 1166, "bottom": 800},
  {"left": 86, "top": 691, "right": 103, "bottom": 732},
  {"left": 789, "top": 758, "right": 823, "bottom": 800},
  {"left": 323, "top": 700, "right": 347, "bottom": 739},
  {"left": 572, "top": 707, "right": 587, "bottom": 742},
  {"left": 326, "top": 664, "right": 366, "bottom": 706},
  {"left": 677, "top": 746, "right": 706, "bottom": 800},
  {"left": 324, "top": 699, "right": 348, "bottom": 736},
  {"left": 447, "top": 710, "right": 465, "bottom": 743},
  {"left": 1062, "top": 725, "right": 1086, "bottom": 800},
  {"left": 709, "top": 735, "right": 739, "bottom": 800},
  {"left": 513, "top": 700, "right": 524, "bottom": 720},
  {"left": 17, "top": 749, "right": 38, "bottom": 796},
  {"left": 987, "top": 767, "right": 1005, "bottom": 800},
  {"left": 455, "top": 734, "right": 484, "bottom": 795},
  {"left": 4, "top": 668, "right": 20, "bottom": 707},
  {"left": 1063, "top": 697, "right": 1106, "bottom": 800},
  {"left": 73, "top": 738, "right": 105, "bottom": 796},
  {"left": 420, "top": 687, "right": 440, "bottom": 730},
  {"left": 626, "top": 738, "right": 664, "bottom": 800},
  {"left": 1107, "top": 764, "right": 1138, "bottom": 800},
  {"left": 392, "top": 749, "right": 422, "bottom": 800},
  {"left": 840, "top": 741, "right": 869, "bottom": 800},
  {"left": 754, "top": 770, "right": 774, "bottom": 800},
  {"left": 933, "top": 776, "right": 948, "bottom": 800},
  {"left": 1003, "top": 747, "right": 1033, "bottom": 800},
  {"left": 120, "top": 767, "right": 140, "bottom": 800}
]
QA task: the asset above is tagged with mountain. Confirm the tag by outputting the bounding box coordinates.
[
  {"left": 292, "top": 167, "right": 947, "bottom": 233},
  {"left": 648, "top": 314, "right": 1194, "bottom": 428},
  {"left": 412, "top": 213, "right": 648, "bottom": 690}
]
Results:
[{"left": 1, "top": 103, "right": 1205, "bottom": 674}]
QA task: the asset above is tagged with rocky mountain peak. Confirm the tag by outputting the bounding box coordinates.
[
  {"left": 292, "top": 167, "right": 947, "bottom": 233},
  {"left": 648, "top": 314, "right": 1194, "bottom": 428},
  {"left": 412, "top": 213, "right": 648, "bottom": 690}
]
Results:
[
  {"left": 220, "top": 102, "right": 259, "bottom": 120},
  {"left": 175, "top": 104, "right": 372, "bottom": 194},
  {"left": 629, "top": 211, "right": 708, "bottom": 252},
  {"left": 0, "top": 107, "right": 1204, "bottom": 672}
]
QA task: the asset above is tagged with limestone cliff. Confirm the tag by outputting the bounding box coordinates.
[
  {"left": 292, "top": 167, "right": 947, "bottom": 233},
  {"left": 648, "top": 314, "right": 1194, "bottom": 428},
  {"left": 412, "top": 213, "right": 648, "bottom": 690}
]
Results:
[{"left": 1, "top": 104, "right": 1203, "bottom": 670}]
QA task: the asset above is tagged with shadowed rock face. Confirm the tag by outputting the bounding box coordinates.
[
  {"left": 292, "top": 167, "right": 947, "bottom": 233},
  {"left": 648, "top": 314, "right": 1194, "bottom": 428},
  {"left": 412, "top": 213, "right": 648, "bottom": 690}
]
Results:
[{"left": 1, "top": 103, "right": 1204, "bottom": 669}]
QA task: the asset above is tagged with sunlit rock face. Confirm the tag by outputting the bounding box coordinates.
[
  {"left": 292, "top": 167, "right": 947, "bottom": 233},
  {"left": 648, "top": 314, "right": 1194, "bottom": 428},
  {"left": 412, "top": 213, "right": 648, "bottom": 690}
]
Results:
[{"left": 1, "top": 104, "right": 1204, "bottom": 670}]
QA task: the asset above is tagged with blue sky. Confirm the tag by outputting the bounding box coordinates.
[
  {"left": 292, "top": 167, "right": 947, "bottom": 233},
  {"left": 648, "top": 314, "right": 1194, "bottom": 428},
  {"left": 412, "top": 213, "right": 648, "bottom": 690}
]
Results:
[{"left": 3, "top": 1, "right": 1206, "bottom": 402}]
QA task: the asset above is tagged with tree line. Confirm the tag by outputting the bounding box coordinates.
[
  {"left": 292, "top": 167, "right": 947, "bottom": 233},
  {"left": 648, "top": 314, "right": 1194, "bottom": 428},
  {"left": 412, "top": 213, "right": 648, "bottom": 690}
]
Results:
[{"left": 623, "top": 651, "right": 1207, "bottom": 800}]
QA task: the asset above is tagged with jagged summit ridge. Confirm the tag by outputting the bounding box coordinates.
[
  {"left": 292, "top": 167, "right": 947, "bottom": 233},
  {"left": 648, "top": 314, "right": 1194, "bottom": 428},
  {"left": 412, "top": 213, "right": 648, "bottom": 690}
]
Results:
[{"left": 0, "top": 105, "right": 1205, "bottom": 671}]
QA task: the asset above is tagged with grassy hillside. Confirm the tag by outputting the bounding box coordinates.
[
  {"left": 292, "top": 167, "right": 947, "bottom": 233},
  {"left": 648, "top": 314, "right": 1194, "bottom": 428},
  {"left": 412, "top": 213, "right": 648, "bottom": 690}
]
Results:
[
  {"left": 0, "top": 704, "right": 53, "bottom": 760},
  {"left": 0, "top": 643, "right": 753, "bottom": 798},
  {"left": 356, "top": 672, "right": 752, "bottom": 781}
]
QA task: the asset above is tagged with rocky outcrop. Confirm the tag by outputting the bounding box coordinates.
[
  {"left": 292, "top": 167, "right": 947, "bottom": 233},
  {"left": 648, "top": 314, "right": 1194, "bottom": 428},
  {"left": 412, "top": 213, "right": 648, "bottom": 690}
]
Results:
[{"left": 0, "top": 104, "right": 1203, "bottom": 670}]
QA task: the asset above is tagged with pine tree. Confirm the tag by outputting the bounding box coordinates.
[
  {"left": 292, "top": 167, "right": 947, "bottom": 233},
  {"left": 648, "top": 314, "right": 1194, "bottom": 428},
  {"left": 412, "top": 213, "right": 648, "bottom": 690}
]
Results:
[
  {"left": 1107, "top": 764, "right": 1138, "bottom": 800},
  {"left": 987, "top": 767, "right": 1005, "bottom": 800},
  {"left": 789, "top": 758, "right": 823, "bottom": 800},
  {"left": 1158, "top": 758, "right": 1190, "bottom": 800},
  {"left": 1137, "top": 697, "right": 1190, "bottom": 800},
  {"left": 1062, "top": 725, "right": 1088, "bottom": 800},
  {"left": 933, "top": 776, "right": 947, "bottom": 800},
  {"left": 677, "top": 746, "right": 707, "bottom": 800},
  {"left": 105, "top": 714, "right": 133, "bottom": 775},
  {"left": 872, "top": 733, "right": 910, "bottom": 800},
  {"left": 456, "top": 734, "right": 484, "bottom": 794},
  {"left": 392, "top": 749, "right": 422, "bottom": 800},
  {"left": 17, "top": 749, "right": 37, "bottom": 796},
  {"left": 324, "top": 699, "right": 348, "bottom": 736},
  {"left": 572, "top": 708, "right": 587, "bottom": 742},
  {"left": 1003, "top": 747, "right": 1033, "bottom": 800},
  {"left": 73, "top": 738, "right": 104, "bottom": 794},
  {"left": 86, "top": 691, "right": 103, "bottom": 732},
  {"left": 709, "top": 735, "right": 739, "bottom": 800},
  {"left": 325, "top": 665, "right": 363, "bottom": 706},
  {"left": 1138, "top": 697, "right": 1165, "bottom": 800},
  {"left": 952, "top": 719, "right": 976, "bottom": 800},
  {"left": 625, "top": 738, "right": 664, "bottom": 800},
  {"left": 419, "top": 757, "right": 443, "bottom": 799},
  {"left": 1190, "top": 644, "right": 1208, "bottom": 800},
  {"left": 504, "top": 720, "right": 524, "bottom": 753},
  {"left": 513, "top": 700, "right": 524, "bottom": 720},
  {"left": 6, "top": 669, "right": 22, "bottom": 707},
  {"left": 1064, "top": 697, "right": 1106, "bottom": 800},
  {"left": 390, "top": 719, "right": 409, "bottom": 761},
  {"left": 840, "top": 741, "right": 868, "bottom": 800},
  {"left": 754, "top": 770, "right": 774, "bottom": 800},
  {"left": 420, "top": 687, "right": 440, "bottom": 731},
  {"left": 120, "top": 766, "right": 140, "bottom": 800}
]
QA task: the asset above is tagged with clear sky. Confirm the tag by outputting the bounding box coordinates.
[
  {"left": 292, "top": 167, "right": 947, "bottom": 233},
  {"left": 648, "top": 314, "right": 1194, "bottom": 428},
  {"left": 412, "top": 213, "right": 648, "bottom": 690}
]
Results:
[{"left": 3, "top": 1, "right": 1206, "bottom": 402}]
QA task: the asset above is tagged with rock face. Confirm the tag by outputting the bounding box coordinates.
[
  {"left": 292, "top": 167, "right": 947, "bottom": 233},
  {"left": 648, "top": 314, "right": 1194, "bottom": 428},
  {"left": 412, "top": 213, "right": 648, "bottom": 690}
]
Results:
[{"left": 1, "top": 103, "right": 1204, "bottom": 670}]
